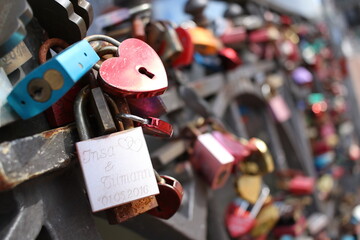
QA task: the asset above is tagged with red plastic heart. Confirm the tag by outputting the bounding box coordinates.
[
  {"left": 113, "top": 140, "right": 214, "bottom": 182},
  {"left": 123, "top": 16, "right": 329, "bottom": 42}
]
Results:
[{"left": 99, "top": 38, "right": 168, "bottom": 98}]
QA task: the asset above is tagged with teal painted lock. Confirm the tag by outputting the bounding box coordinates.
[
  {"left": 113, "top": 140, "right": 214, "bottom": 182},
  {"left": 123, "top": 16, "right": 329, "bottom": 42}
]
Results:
[{"left": 7, "top": 39, "right": 99, "bottom": 119}]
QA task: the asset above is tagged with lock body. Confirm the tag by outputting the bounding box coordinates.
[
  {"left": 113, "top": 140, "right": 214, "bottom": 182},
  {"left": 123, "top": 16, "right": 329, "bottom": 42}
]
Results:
[
  {"left": 7, "top": 39, "right": 99, "bottom": 119},
  {"left": 191, "top": 132, "right": 234, "bottom": 189},
  {"left": 172, "top": 27, "right": 194, "bottom": 67},
  {"left": 225, "top": 198, "right": 255, "bottom": 238},
  {"left": 212, "top": 131, "right": 249, "bottom": 166},
  {"left": 288, "top": 175, "right": 314, "bottom": 195},
  {"left": 268, "top": 95, "right": 291, "bottom": 123},
  {"left": 187, "top": 27, "right": 220, "bottom": 55}
]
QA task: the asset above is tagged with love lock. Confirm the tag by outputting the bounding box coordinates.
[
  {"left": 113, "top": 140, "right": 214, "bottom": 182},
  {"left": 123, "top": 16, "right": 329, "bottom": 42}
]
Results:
[
  {"left": 147, "top": 172, "right": 184, "bottom": 219},
  {"left": 225, "top": 185, "right": 270, "bottom": 238},
  {"left": 98, "top": 38, "right": 168, "bottom": 98}
]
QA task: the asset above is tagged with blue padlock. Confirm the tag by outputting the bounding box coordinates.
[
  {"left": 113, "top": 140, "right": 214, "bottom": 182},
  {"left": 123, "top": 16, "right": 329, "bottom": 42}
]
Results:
[
  {"left": 314, "top": 151, "right": 334, "bottom": 171},
  {"left": 7, "top": 39, "right": 99, "bottom": 119}
]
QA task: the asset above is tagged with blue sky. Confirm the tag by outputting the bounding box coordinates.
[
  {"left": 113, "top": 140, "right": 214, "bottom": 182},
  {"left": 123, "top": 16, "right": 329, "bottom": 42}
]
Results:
[{"left": 152, "top": 0, "right": 322, "bottom": 24}]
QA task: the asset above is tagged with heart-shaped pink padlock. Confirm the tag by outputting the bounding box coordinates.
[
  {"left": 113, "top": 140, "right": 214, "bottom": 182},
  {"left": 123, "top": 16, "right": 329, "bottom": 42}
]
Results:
[{"left": 99, "top": 38, "right": 168, "bottom": 98}]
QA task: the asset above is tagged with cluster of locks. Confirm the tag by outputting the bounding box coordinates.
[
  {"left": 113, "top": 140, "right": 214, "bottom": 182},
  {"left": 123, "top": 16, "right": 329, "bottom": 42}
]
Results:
[{"left": 1, "top": 0, "right": 360, "bottom": 239}]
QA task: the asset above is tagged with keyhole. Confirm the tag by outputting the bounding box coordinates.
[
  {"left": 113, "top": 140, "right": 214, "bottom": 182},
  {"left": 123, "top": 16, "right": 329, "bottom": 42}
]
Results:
[
  {"left": 138, "top": 67, "right": 154, "bottom": 79},
  {"left": 33, "top": 87, "right": 43, "bottom": 97}
]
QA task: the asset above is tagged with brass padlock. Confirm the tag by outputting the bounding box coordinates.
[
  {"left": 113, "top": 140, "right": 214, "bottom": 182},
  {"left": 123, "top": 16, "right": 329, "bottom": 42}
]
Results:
[{"left": 238, "top": 138, "right": 274, "bottom": 175}]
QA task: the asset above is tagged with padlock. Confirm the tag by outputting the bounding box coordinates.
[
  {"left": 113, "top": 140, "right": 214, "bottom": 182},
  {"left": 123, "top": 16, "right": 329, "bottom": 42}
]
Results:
[
  {"left": 277, "top": 170, "right": 315, "bottom": 195},
  {"left": 171, "top": 27, "right": 194, "bottom": 68},
  {"left": 307, "top": 213, "right": 329, "bottom": 236},
  {"left": 74, "top": 86, "right": 159, "bottom": 221},
  {"left": 38, "top": 38, "right": 87, "bottom": 127},
  {"left": 291, "top": 66, "right": 313, "bottom": 86},
  {"left": 314, "top": 151, "right": 334, "bottom": 171},
  {"left": 220, "top": 26, "right": 247, "bottom": 47},
  {"left": 235, "top": 174, "right": 262, "bottom": 204},
  {"left": 187, "top": 27, "right": 221, "bottom": 55},
  {"left": 211, "top": 131, "right": 249, "bottom": 166},
  {"left": 147, "top": 170, "right": 183, "bottom": 219},
  {"left": 287, "top": 175, "right": 315, "bottom": 195},
  {"left": 225, "top": 186, "right": 270, "bottom": 237},
  {"left": 193, "top": 52, "right": 223, "bottom": 71},
  {"left": 146, "top": 21, "right": 166, "bottom": 54},
  {"left": 190, "top": 129, "right": 234, "bottom": 189},
  {"left": 238, "top": 138, "right": 274, "bottom": 175},
  {"left": 316, "top": 174, "right": 334, "bottom": 201},
  {"left": 250, "top": 203, "right": 280, "bottom": 237},
  {"left": 249, "top": 25, "right": 280, "bottom": 43},
  {"left": 131, "top": 15, "right": 146, "bottom": 41},
  {"left": 105, "top": 96, "right": 163, "bottom": 224},
  {"left": 157, "top": 22, "right": 184, "bottom": 64},
  {"left": 98, "top": 38, "right": 168, "bottom": 98},
  {"left": 0, "top": 67, "right": 20, "bottom": 127},
  {"left": 263, "top": 74, "right": 291, "bottom": 123},
  {"left": 218, "top": 47, "right": 242, "bottom": 70},
  {"left": 7, "top": 39, "right": 99, "bottom": 119}
]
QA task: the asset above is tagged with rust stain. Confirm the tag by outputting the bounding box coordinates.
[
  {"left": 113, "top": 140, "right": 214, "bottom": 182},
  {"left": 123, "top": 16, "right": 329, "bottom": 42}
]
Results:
[
  {"left": 0, "top": 167, "right": 15, "bottom": 191},
  {"left": 38, "top": 38, "right": 69, "bottom": 64},
  {"left": 41, "top": 126, "right": 71, "bottom": 139}
]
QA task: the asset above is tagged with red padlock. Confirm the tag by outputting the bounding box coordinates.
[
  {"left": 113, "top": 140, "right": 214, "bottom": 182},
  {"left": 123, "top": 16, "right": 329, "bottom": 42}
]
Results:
[
  {"left": 225, "top": 186, "right": 270, "bottom": 238},
  {"left": 147, "top": 174, "right": 183, "bottom": 219},
  {"left": 288, "top": 175, "right": 315, "bottom": 195},
  {"left": 220, "top": 26, "right": 247, "bottom": 46},
  {"left": 99, "top": 38, "right": 168, "bottom": 98},
  {"left": 218, "top": 47, "right": 242, "bottom": 70},
  {"left": 172, "top": 27, "right": 194, "bottom": 68},
  {"left": 249, "top": 26, "right": 280, "bottom": 43}
]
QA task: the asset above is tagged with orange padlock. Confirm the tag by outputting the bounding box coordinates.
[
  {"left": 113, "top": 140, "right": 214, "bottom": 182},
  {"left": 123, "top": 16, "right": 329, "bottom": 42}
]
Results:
[{"left": 187, "top": 26, "right": 222, "bottom": 55}]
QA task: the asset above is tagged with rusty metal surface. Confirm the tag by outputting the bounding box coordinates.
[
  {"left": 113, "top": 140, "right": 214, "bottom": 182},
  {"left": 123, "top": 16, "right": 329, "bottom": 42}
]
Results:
[
  {"left": 0, "top": 166, "right": 102, "bottom": 240},
  {"left": 0, "top": 125, "right": 77, "bottom": 191}
]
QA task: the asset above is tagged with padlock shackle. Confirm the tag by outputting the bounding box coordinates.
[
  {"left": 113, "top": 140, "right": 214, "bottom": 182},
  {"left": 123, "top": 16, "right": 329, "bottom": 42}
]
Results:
[
  {"left": 85, "top": 35, "right": 121, "bottom": 47},
  {"left": 92, "top": 45, "right": 118, "bottom": 71},
  {"left": 250, "top": 186, "right": 270, "bottom": 218},
  {"left": 74, "top": 85, "right": 92, "bottom": 140},
  {"left": 39, "top": 38, "right": 70, "bottom": 64}
]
